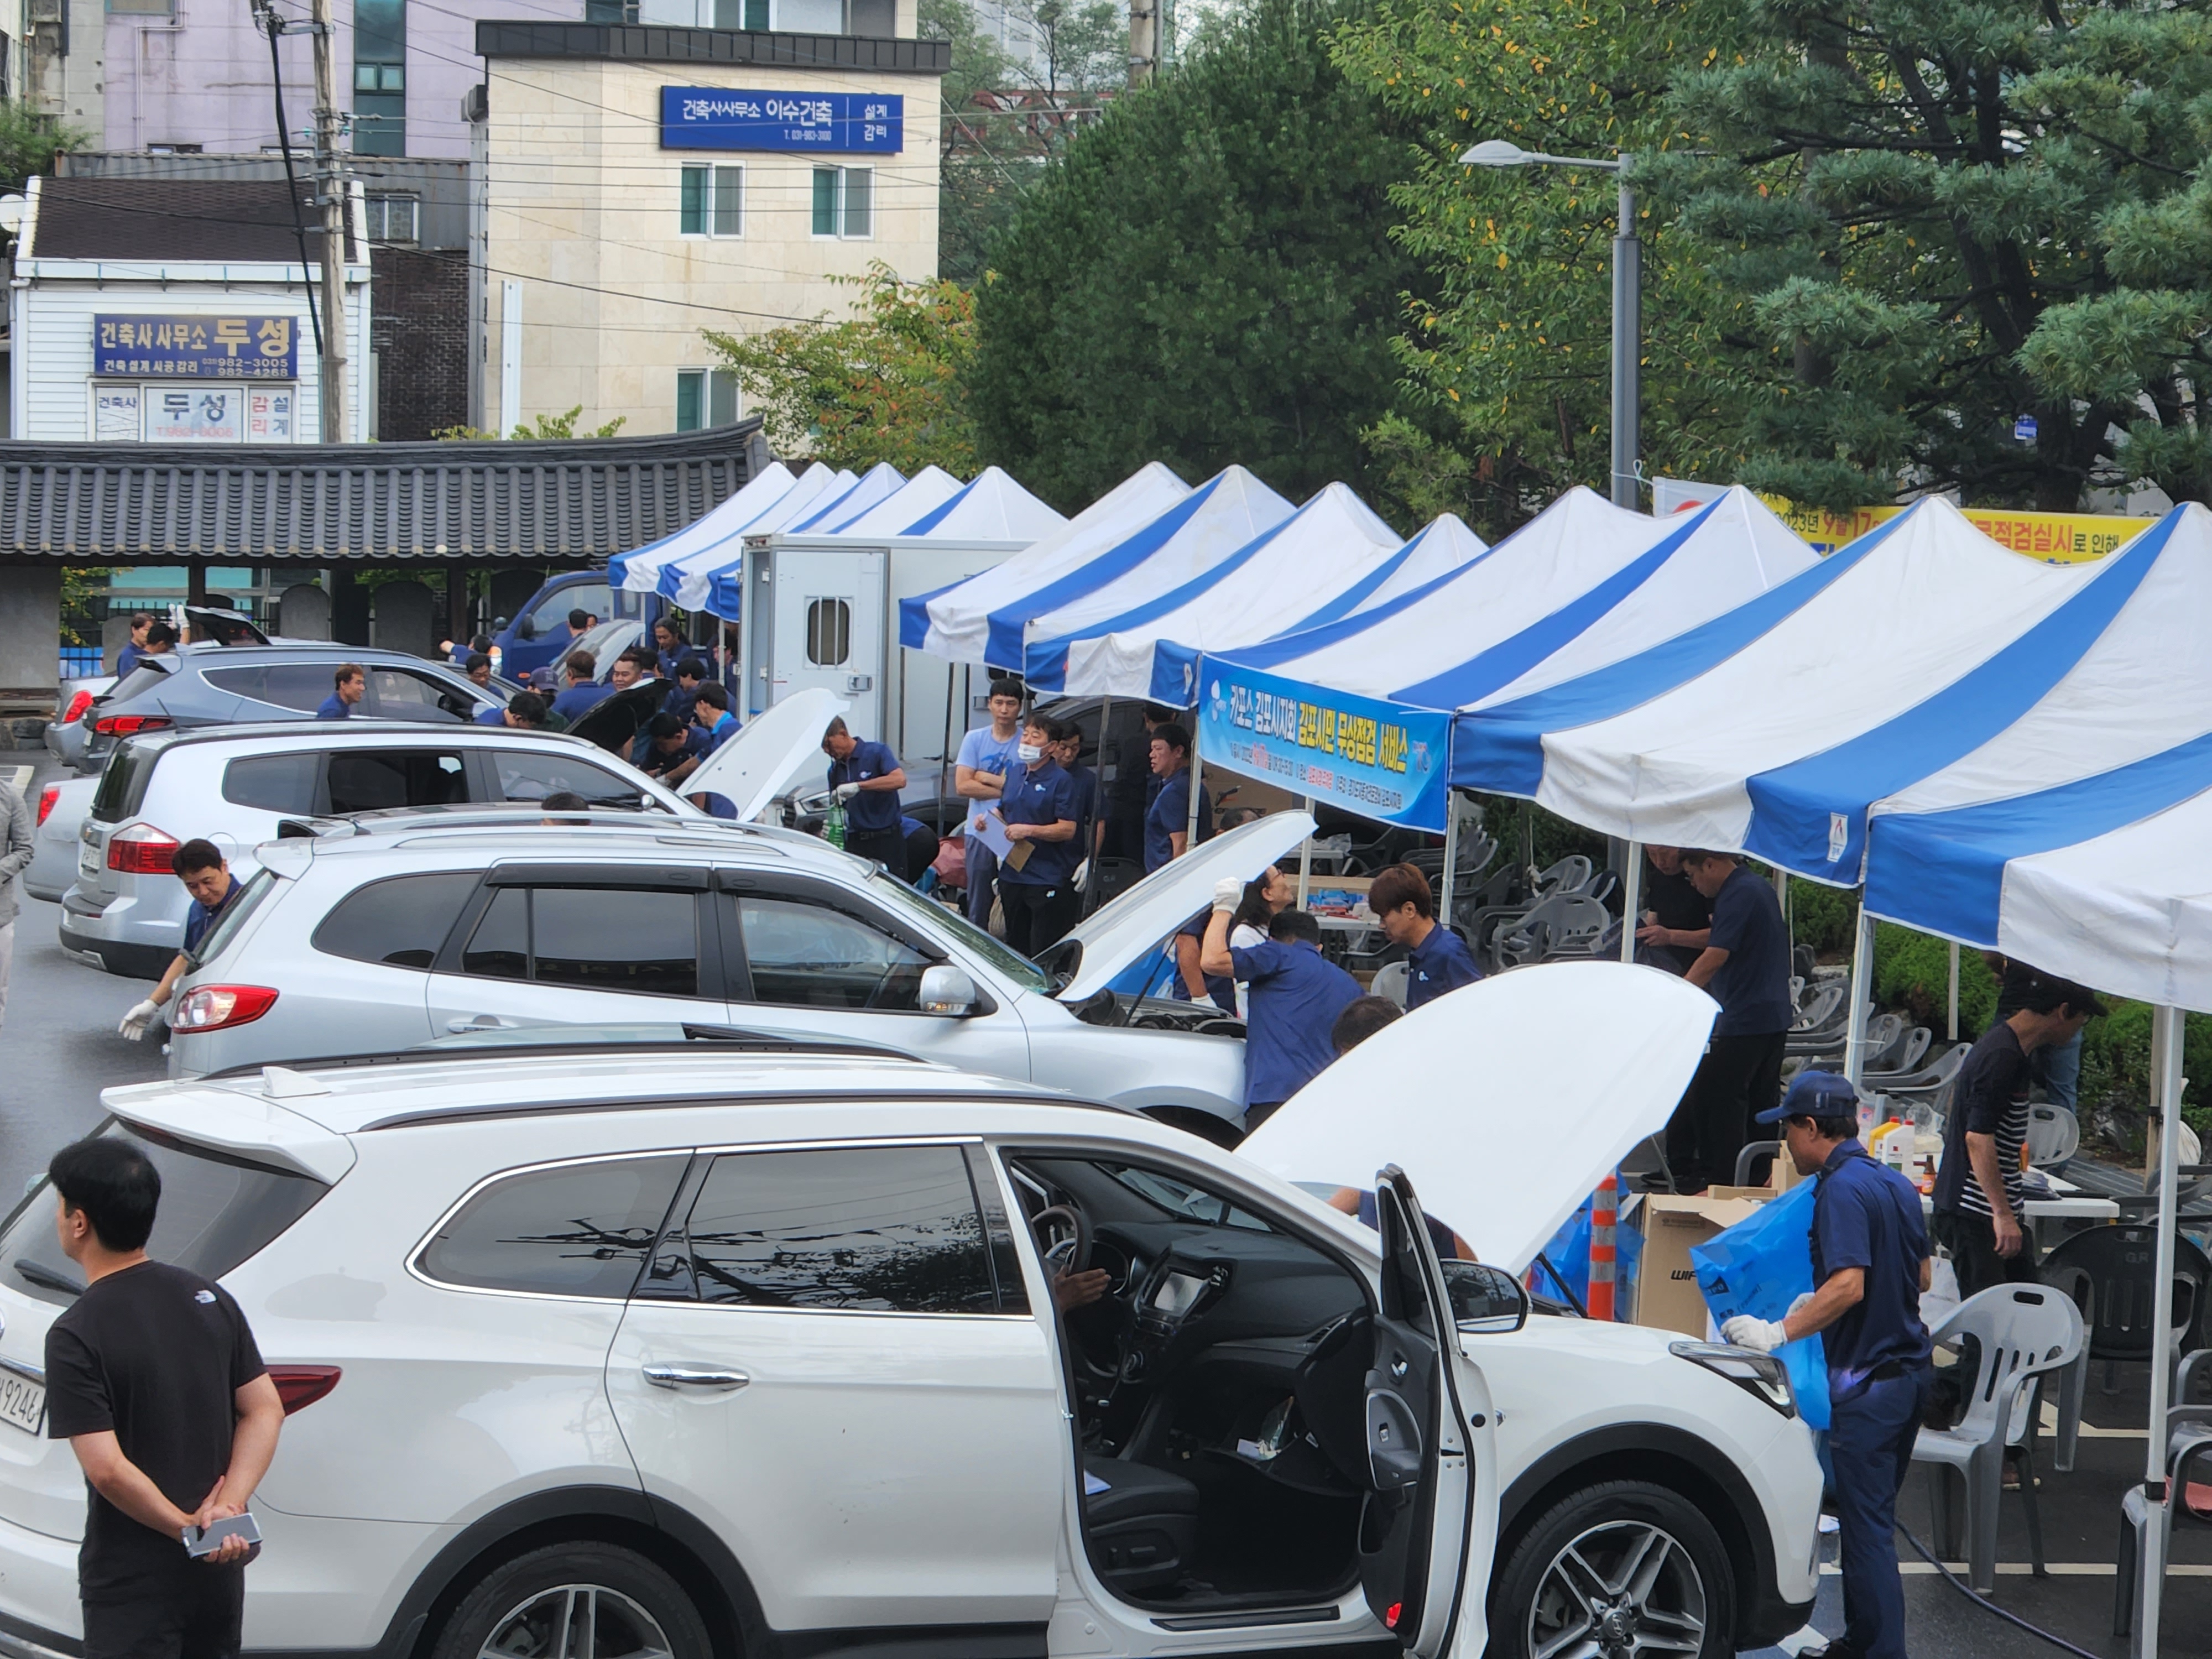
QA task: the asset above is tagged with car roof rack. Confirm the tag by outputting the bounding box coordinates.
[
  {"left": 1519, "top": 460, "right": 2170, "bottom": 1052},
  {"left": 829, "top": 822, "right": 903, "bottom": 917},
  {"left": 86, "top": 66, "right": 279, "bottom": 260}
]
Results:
[
  {"left": 271, "top": 804, "right": 770, "bottom": 842},
  {"left": 201, "top": 1025, "right": 923, "bottom": 1082}
]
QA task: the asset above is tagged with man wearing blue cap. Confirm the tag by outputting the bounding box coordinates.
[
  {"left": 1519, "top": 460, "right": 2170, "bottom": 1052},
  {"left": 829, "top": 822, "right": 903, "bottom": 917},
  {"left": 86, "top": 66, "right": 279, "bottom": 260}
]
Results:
[{"left": 1723, "top": 1072, "right": 1932, "bottom": 1659}]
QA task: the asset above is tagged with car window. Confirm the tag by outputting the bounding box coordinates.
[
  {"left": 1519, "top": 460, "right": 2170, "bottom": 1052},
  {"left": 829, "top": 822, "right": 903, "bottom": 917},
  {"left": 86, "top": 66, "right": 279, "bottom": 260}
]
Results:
[
  {"left": 326, "top": 750, "right": 468, "bottom": 815},
  {"left": 0, "top": 1118, "right": 328, "bottom": 1307},
  {"left": 312, "top": 872, "right": 481, "bottom": 969},
  {"left": 488, "top": 749, "right": 646, "bottom": 807},
  {"left": 735, "top": 895, "right": 925, "bottom": 1011},
  {"left": 418, "top": 1154, "right": 688, "bottom": 1300},
  {"left": 1101, "top": 1163, "right": 1274, "bottom": 1232},
  {"left": 457, "top": 886, "right": 701, "bottom": 997},
  {"left": 368, "top": 668, "right": 467, "bottom": 724},
  {"left": 204, "top": 663, "right": 335, "bottom": 713},
  {"left": 90, "top": 740, "right": 165, "bottom": 823},
  {"left": 532, "top": 584, "right": 611, "bottom": 634},
  {"left": 865, "top": 871, "right": 1050, "bottom": 993},
  {"left": 678, "top": 1147, "right": 997, "bottom": 1313},
  {"left": 222, "top": 753, "right": 320, "bottom": 815},
  {"left": 106, "top": 662, "right": 176, "bottom": 702}
]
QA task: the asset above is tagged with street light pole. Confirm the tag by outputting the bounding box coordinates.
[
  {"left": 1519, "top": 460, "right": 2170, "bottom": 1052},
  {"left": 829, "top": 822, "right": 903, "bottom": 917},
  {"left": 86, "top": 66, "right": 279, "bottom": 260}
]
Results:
[{"left": 1460, "top": 140, "right": 1639, "bottom": 509}]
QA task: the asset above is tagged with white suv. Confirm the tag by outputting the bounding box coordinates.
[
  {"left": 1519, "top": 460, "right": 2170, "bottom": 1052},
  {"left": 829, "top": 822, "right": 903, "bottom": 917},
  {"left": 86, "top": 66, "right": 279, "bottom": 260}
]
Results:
[{"left": 0, "top": 1003, "right": 1819, "bottom": 1659}]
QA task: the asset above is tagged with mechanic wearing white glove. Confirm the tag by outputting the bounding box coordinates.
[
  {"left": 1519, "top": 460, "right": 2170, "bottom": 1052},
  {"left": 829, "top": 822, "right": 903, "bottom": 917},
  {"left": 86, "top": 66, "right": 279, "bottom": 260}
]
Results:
[
  {"left": 821, "top": 716, "right": 909, "bottom": 880},
  {"left": 1200, "top": 872, "right": 1359, "bottom": 1138},
  {"left": 118, "top": 839, "right": 242, "bottom": 1041},
  {"left": 1724, "top": 1072, "right": 1931, "bottom": 1659}
]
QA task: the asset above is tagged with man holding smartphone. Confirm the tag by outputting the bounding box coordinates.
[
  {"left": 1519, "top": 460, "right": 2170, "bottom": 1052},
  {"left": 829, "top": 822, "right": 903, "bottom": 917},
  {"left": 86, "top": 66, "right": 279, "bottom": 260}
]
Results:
[{"left": 42, "top": 1136, "right": 284, "bottom": 1658}]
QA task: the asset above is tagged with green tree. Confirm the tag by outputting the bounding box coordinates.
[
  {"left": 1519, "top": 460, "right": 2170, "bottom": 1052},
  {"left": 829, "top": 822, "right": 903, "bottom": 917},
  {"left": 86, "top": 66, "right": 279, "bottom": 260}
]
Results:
[
  {"left": 969, "top": 0, "right": 1430, "bottom": 510},
  {"left": 924, "top": 0, "right": 1025, "bottom": 284},
  {"left": 435, "top": 406, "right": 626, "bottom": 441},
  {"left": 1330, "top": 0, "right": 1745, "bottom": 533},
  {"left": 0, "top": 102, "right": 85, "bottom": 197},
  {"left": 703, "top": 262, "right": 978, "bottom": 473},
  {"left": 1660, "top": 0, "right": 2212, "bottom": 510}
]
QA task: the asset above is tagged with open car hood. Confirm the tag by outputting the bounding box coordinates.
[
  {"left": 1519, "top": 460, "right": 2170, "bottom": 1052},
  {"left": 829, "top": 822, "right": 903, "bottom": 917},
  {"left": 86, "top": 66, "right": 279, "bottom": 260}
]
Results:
[
  {"left": 567, "top": 680, "right": 670, "bottom": 753},
  {"left": 1238, "top": 961, "right": 1718, "bottom": 1275},
  {"left": 1051, "top": 810, "right": 1316, "bottom": 1004},
  {"left": 683, "top": 687, "right": 851, "bottom": 821}
]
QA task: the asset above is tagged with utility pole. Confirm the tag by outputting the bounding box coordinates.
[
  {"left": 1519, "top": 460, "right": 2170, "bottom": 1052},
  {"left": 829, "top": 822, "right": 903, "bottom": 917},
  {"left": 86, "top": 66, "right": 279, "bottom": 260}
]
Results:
[
  {"left": 309, "top": 0, "right": 349, "bottom": 443},
  {"left": 1127, "top": 0, "right": 1155, "bottom": 86}
]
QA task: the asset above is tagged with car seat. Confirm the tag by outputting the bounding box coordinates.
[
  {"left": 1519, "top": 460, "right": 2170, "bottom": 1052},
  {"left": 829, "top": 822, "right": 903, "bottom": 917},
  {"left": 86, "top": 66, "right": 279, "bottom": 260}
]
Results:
[{"left": 1083, "top": 1454, "right": 1199, "bottom": 1595}]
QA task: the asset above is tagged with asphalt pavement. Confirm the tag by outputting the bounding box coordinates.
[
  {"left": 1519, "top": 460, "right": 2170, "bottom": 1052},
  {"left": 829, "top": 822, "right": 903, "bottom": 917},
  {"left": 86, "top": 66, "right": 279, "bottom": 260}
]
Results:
[{"left": 0, "top": 744, "right": 2206, "bottom": 1656}]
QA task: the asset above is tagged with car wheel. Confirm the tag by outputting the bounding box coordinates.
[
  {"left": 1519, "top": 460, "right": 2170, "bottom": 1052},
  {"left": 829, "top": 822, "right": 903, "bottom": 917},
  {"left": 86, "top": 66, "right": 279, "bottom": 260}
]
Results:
[
  {"left": 430, "top": 1541, "right": 716, "bottom": 1659},
  {"left": 1490, "top": 1479, "right": 1734, "bottom": 1659}
]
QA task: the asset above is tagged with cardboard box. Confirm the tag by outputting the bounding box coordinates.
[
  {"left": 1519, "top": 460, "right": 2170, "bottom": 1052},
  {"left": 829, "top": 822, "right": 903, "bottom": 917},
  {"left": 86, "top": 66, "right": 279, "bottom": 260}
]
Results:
[{"left": 1635, "top": 1192, "right": 1768, "bottom": 1337}]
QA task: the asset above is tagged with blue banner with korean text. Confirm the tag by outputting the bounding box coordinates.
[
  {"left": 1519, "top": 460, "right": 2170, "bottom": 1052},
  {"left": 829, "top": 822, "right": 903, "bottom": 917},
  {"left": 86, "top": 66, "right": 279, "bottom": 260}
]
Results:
[
  {"left": 93, "top": 315, "right": 298, "bottom": 380},
  {"left": 1198, "top": 661, "right": 1453, "bottom": 832},
  {"left": 660, "top": 87, "right": 902, "bottom": 153}
]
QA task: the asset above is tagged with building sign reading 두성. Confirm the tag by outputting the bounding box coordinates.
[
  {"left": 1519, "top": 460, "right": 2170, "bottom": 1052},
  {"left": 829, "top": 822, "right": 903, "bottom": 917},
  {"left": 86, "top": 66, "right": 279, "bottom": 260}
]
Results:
[
  {"left": 659, "top": 87, "right": 902, "bottom": 153},
  {"left": 93, "top": 315, "right": 299, "bottom": 380}
]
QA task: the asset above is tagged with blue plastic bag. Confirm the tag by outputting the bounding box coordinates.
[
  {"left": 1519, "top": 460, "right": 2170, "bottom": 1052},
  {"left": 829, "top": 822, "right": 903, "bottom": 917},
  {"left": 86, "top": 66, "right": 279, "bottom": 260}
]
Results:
[
  {"left": 1690, "top": 1181, "right": 1832, "bottom": 1430},
  {"left": 1528, "top": 1180, "right": 1643, "bottom": 1308}
]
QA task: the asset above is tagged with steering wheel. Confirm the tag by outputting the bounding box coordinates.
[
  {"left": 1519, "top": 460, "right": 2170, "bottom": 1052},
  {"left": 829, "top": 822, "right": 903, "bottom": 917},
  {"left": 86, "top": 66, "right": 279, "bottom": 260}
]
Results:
[{"left": 1030, "top": 1203, "right": 1092, "bottom": 1275}]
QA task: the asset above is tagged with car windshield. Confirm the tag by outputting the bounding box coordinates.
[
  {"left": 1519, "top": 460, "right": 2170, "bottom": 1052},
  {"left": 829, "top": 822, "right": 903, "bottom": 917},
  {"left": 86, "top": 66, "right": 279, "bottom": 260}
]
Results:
[
  {"left": 1101, "top": 1163, "right": 1274, "bottom": 1231},
  {"left": 189, "top": 867, "right": 280, "bottom": 967},
  {"left": 864, "top": 870, "right": 1052, "bottom": 994}
]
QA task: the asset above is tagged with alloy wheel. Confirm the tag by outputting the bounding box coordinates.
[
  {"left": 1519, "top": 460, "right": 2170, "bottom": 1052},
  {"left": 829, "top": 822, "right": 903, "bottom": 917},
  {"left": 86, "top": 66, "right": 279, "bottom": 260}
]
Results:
[
  {"left": 479, "top": 1584, "right": 676, "bottom": 1659},
  {"left": 1525, "top": 1519, "right": 1708, "bottom": 1659}
]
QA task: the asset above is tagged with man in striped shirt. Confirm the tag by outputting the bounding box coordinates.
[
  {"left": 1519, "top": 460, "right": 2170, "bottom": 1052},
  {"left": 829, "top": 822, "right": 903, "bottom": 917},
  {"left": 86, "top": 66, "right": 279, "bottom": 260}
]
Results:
[{"left": 1931, "top": 974, "right": 2103, "bottom": 1300}]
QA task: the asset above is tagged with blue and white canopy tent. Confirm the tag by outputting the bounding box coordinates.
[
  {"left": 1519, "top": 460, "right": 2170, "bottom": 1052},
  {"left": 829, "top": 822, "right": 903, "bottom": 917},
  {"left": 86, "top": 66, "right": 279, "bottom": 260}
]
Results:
[
  {"left": 1842, "top": 503, "right": 2212, "bottom": 1655},
  {"left": 1024, "top": 483, "right": 1407, "bottom": 702},
  {"left": 899, "top": 462, "right": 1194, "bottom": 666},
  {"left": 663, "top": 462, "right": 857, "bottom": 608},
  {"left": 609, "top": 460, "right": 796, "bottom": 596}
]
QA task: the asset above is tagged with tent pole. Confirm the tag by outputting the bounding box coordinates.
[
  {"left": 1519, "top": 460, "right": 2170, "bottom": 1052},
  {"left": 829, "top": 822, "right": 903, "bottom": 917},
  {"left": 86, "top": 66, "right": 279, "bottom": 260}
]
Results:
[
  {"left": 1298, "top": 797, "right": 1314, "bottom": 907},
  {"left": 1946, "top": 942, "right": 1960, "bottom": 1042},
  {"left": 941, "top": 662, "right": 955, "bottom": 816},
  {"left": 1187, "top": 748, "right": 1205, "bottom": 846},
  {"left": 1843, "top": 910, "right": 1874, "bottom": 1087},
  {"left": 1620, "top": 842, "right": 1642, "bottom": 965},
  {"left": 1440, "top": 802, "right": 1459, "bottom": 930},
  {"left": 2136, "top": 1004, "right": 2184, "bottom": 1658}
]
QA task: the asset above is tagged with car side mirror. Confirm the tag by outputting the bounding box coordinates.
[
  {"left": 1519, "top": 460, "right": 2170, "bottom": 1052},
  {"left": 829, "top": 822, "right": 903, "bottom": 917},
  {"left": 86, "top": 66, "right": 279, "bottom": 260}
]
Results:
[
  {"left": 1444, "top": 1261, "right": 1529, "bottom": 1334},
  {"left": 516, "top": 615, "right": 537, "bottom": 640},
  {"left": 919, "top": 965, "right": 978, "bottom": 1016}
]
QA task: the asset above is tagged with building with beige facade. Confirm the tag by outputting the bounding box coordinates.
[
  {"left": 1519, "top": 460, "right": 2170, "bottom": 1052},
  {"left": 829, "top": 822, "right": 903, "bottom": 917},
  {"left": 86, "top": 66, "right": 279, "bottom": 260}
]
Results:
[{"left": 472, "top": 18, "right": 947, "bottom": 439}]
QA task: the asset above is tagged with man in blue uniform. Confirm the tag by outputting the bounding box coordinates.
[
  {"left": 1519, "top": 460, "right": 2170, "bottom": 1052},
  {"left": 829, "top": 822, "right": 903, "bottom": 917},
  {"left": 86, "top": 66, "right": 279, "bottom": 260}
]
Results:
[
  {"left": 651, "top": 619, "right": 688, "bottom": 679},
  {"left": 1369, "top": 863, "right": 1480, "bottom": 1009},
  {"left": 1143, "top": 723, "right": 1209, "bottom": 873},
  {"left": 995, "top": 717, "right": 1082, "bottom": 954},
  {"left": 638, "top": 713, "right": 708, "bottom": 784},
  {"left": 1725, "top": 1073, "right": 1933, "bottom": 1659},
  {"left": 113, "top": 615, "right": 154, "bottom": 677},
  {"left": 823, "top": 716, "right": 908, "bottom": 880},
  {"left": 550, "top": 651, "right": 611, "bottom": 723},
  {"left": 954, "top": 681, "right": 1025, "bottom": 930},
  {"left": 116, "top": 840, "right": 244, "bottom": 1042},
  {"left": 1657, "top": 849, "right": 1793, "bottom": 1193},
  {"left": 316, "top": 664, "right": 364, "bottom": 720},
  {"left": 1201, "top": 889, "right": 1359, "bottom": 1135}
]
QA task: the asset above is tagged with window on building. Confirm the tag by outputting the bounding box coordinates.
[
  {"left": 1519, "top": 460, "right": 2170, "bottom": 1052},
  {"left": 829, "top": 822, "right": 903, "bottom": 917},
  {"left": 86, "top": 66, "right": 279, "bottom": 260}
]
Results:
[
  {"left": 353, "top": 0, "right": 405, "bottom": 156},
  {"left": 106, "top": 0, "right": 174, "bottom": 14},
  {"left": 677, "top": 165, "right": 743, "bottom": 237},
  {"left": 353, "top": 63, "right": 404, "bottom": 92},
  {"left": 812, "top": 166, "right": 872, "bottom": 238},
  {"left": 675, "top": 369, "right": 740, "bottom": 432},
  {"left": 585, "top": 0, "right": 638, "bottom": 18},
  {"left": 778, "top": 0, "right": 844, "bottom": 30},
  {"left": 364, "top": 194, "right": 419, "bottom": 242}
]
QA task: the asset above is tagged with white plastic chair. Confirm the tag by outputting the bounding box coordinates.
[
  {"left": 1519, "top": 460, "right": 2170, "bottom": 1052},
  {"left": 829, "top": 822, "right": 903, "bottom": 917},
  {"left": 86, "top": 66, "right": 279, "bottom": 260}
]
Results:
[
  {"left": 1912, "top": 1284, "right": 2083, "bottom": 1592},
  {"left": 2116, "top": 1347, "right": 2212, "bottom": 1637},
  {"left": 1371, "top": 960, "right": 1409, "bottom": 1010},
  {"left": 2026, "top": 1104, "right": 2080, "bottom": 1169}
]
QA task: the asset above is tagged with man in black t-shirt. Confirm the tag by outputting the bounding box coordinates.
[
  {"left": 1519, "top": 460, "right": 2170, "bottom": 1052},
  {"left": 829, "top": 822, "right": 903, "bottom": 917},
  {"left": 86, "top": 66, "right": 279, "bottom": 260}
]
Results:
[
  {"left": 1631, "top": 844, "right": 1715, "bottom": 975},
  {"left": 43, "top": 1137, "right": 284, "bottom": 1659},
  {"left": 1932, "top": 975, "right": 2102, "bottom": 1299}
]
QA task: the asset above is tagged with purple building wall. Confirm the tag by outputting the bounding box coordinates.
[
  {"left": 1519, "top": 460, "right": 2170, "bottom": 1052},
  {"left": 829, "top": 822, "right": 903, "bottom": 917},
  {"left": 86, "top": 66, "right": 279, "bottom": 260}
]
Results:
[{"left": 105, "top": 0, "right": 581, "bottom": 160}]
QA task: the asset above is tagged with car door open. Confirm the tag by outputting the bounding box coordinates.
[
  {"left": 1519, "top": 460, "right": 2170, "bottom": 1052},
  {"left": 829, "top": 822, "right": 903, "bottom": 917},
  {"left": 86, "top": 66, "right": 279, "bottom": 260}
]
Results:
[{"left": 1361, "top": 1166, "right": 1499, "bottom": 1658}]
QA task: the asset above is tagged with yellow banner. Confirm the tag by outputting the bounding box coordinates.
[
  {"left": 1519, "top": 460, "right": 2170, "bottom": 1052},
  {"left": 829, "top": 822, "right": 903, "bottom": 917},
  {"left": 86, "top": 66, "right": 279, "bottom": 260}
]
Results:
[{"left": 1764, "top": 499, "right": 2152, "bottom": 563}]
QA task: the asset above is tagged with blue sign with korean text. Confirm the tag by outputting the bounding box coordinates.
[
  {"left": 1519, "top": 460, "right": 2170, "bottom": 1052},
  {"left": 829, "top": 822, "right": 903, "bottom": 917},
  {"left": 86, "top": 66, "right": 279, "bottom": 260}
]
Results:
[
  {"left": 660, "top": 87, "right": 902, "bottom": 153},
  {"left": 1199, "top": 662, "right": 1454, "bottom": 832},
  {"left": 93, "top": 315, "right": 299, "bottom": 380}
]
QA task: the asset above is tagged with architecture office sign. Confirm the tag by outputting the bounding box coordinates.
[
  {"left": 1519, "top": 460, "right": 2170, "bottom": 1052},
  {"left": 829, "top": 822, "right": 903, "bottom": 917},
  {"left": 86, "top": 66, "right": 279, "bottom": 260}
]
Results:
[
  {"left": 92, "top": 315, "right": 299, "bottom": 380},
  {"left": 660, "top": 88, "right": 902, "bottom": 153}
]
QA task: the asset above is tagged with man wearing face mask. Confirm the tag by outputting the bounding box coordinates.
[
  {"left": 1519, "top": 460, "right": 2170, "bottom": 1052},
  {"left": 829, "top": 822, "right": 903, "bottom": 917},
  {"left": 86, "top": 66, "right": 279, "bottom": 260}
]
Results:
[{"left": 994, "top": 716, "right": 1082, "bottom": 954}]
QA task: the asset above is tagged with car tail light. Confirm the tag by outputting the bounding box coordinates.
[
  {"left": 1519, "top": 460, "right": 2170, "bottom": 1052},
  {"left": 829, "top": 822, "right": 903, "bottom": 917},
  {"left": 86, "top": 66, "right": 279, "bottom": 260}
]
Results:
[
  {"left": 170, "top": 985, "right": 278, "bottom": 1032},
  {"left": 1384, "top": 1603, "right": 1401, "bottom": 1630},
  {"left": 106, "top": 823, "right": 180, "bottom": 874},
  {"left": 93, "top": 714, "right": 172, "bottom": 737},
  {"left": 61, "top": 690, "right": 93, "bottom": 724},
  {"left": 35, "top": 785, "right": 57, "bottom": 827},
  {"left": 267, "top": 1366, "right": 341, "bottom": 1415}
]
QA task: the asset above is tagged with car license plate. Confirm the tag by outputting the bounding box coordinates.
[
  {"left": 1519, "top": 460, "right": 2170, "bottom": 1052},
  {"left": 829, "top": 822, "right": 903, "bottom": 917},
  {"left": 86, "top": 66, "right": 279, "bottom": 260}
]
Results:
[
  {"left": 0, "top": 1370, "right": 45, "bottom": 1436},
  {"left": 78, "top": 843, "right": 98, "bottom": 879}
]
